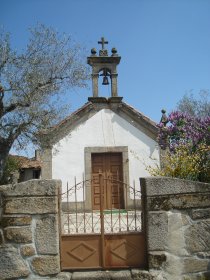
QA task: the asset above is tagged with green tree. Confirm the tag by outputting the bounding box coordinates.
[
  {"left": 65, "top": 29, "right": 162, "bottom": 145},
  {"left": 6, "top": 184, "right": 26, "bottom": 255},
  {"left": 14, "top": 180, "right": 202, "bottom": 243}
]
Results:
[
  {"left": 0, "top": 156, "right": 20, "bottom": 185},
  {"left": 0, "top": 24, "right": 90, "bottom": 179}
]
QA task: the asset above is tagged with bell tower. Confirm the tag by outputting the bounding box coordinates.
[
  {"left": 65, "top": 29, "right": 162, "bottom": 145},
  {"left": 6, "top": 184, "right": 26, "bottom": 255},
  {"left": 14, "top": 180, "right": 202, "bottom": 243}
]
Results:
[{"left": 87, "top": 37, "right": 121, "bottom": 99}]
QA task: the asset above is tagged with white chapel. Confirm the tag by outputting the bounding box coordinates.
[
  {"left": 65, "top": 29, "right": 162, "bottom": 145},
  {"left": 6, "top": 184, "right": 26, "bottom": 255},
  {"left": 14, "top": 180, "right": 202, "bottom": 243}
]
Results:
[{"left": 40, "top": 38, "right": 160, "bottom": 208}]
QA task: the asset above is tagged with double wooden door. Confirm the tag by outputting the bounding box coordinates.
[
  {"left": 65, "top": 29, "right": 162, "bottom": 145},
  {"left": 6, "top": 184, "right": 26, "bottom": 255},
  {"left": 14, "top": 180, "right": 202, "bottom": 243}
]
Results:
[{"left": 91, "top": 153, "right": 124, "bottom": 210}]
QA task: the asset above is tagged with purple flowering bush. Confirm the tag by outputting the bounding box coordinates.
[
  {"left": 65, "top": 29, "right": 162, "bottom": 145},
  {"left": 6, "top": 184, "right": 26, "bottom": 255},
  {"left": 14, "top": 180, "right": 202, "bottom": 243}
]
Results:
[
  {"left": 151, "top": 111, "right": 210, "bottom": 182},
  {"left": 158, "top": 111, "right": 210, "bottom": 151}
]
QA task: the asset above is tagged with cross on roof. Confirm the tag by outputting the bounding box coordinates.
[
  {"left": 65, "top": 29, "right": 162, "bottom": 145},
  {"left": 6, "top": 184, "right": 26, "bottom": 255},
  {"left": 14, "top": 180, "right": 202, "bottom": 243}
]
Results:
[{"left": 98, "top": 37, "right": 108, "bottom": 50}]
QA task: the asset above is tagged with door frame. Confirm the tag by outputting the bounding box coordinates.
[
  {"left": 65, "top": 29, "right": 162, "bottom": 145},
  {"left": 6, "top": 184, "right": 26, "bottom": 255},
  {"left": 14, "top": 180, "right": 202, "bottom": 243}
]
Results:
[{"left": 84, "top": 146, "right": 132, "bottom": 210}]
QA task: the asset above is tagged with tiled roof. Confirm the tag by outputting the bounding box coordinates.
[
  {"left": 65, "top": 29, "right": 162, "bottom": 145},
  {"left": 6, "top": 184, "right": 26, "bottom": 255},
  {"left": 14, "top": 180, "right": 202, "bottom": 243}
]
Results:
[{"left": 9, "top": 155, "right": 42, "bottom": 169}]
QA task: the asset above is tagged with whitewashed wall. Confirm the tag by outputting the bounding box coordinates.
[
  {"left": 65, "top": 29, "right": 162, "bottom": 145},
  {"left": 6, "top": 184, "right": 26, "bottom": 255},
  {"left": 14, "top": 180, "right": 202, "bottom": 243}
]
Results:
[{"left": 52, "top": 109, "right": 160, "bottom": 194}]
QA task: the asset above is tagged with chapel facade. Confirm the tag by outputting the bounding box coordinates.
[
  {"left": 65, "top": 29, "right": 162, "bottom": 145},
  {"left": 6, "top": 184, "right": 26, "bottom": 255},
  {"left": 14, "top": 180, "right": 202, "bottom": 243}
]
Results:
[{"left": 40, "top": 38, "right": 160, "bottom": 209}]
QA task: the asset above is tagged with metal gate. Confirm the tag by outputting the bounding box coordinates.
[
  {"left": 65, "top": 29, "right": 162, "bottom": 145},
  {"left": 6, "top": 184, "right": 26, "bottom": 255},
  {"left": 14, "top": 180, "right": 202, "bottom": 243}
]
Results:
[{"left": 60, "top": 174, "right": 147, "bottom": 270}]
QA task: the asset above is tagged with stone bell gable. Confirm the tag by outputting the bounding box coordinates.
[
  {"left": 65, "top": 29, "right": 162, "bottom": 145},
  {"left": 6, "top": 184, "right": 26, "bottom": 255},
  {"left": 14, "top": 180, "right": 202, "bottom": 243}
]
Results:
[{"left": 39, "top": 36, "right": 158, "bottom": 148}]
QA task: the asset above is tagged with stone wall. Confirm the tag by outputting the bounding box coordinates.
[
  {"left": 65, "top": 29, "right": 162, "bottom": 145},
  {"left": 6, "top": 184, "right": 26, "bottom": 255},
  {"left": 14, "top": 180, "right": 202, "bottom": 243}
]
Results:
[
  {"left": 0, "top": 179, "right": 64, "bottom": 280},
  {"left": 141, "top": 177, "right": 210, "bottom": 280},
  {"left": 0, "top": 177, "right": 210, "bottom": 280}
]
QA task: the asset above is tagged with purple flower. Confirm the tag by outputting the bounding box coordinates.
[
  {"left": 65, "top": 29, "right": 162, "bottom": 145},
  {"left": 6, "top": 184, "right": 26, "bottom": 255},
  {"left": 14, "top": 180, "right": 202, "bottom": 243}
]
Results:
[{"left": 158, "top": 110, "right": 209, "bottom": 152}]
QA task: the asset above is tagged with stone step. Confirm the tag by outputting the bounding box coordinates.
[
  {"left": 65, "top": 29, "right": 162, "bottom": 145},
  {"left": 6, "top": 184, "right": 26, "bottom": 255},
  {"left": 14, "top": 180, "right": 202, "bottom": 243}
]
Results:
[{"left": 49, "top": 269, "right": 156, "bottom": 280}]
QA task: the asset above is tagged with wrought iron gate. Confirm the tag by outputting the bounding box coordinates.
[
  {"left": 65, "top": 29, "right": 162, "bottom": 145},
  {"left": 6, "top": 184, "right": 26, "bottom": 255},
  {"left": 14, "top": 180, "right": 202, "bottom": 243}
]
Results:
[{"left": 60, "top": 174, "right": 147, "bottom": 270}]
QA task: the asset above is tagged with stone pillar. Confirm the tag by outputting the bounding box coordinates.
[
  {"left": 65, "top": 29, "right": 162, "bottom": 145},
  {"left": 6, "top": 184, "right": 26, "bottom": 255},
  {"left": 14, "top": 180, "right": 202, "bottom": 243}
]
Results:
[
  {"left": 111, "top": 73, "right": 118, "bottom": 97},
  {"left": 92, "top": 73, "right": 99, "bottom": 97},
  {"left": 0, "top": 179, "right": 65, "bottom": 279}
]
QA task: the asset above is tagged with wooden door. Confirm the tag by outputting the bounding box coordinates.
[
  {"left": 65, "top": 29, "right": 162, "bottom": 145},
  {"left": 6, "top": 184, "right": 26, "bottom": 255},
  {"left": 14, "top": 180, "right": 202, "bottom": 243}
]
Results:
[{"left": 91, "top": 153, "right": 124, "bottom": 210}]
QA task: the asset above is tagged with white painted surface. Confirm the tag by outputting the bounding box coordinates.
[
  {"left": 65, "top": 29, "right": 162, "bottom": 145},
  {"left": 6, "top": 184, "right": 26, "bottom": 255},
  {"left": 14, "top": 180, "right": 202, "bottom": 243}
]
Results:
[{"left": 52, "top": 109, "right": 159, "bottom": 193}]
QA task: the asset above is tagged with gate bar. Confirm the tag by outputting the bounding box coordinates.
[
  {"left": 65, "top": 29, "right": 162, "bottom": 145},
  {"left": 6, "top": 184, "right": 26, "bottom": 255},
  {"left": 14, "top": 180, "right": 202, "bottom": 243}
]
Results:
[
  {"left": 67, "top": 182, "right": 70, "bottom": 234},
  {"left": 117, "top": 171, "right": 121, "bottom": 232},
  {"left": 133, "top": 180, "right": 137, "bottom": 231},
  {"left": 91, "top": 175, "right": 94, "bottom": 233},
  {"left": 110, "top": 174, "right": 113, "bottom": 232},
  {"left": 82, "top": 174, "right": 86, "bottom": 233},
  {"left": 99, "top": 173, "right": 105, "bottom": 267},
  {"left": 74, "top": 177, "right": 78, "bottom": 233},
  {"left": 126, "top": 183, "right": 129, "bottom": 231}
]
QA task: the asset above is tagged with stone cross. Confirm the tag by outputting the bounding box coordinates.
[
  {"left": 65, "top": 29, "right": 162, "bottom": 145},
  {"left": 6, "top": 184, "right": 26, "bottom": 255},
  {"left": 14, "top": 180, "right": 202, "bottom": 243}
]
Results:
[{"left": 98, "top": 37, "right": 108, "bottom": 50}]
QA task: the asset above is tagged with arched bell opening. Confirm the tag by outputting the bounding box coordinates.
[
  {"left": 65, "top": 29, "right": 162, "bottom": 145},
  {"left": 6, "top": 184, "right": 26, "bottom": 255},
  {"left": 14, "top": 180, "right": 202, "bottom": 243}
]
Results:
[{"left": 98, "top": 68, "right": 111, "bottom": 97}]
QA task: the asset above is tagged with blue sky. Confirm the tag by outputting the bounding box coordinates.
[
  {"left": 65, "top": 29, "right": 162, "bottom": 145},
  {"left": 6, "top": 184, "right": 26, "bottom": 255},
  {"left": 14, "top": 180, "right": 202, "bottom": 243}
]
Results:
[{"left": 1, "top": 0, "right": 210, "bottom": 123}]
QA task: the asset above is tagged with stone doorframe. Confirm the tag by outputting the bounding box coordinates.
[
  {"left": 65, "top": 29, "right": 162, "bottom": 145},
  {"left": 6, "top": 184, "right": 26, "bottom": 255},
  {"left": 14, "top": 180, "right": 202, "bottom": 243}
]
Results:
[{"left": 84, "top": 146, "right": 134, "bottom": 210}]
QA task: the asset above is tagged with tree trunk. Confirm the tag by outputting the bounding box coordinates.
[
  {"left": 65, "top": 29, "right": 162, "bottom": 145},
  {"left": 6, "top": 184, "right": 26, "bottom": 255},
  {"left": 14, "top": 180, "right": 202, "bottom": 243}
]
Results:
[{"left": 0, "top": 140, "right": 12, "bottom": 181}]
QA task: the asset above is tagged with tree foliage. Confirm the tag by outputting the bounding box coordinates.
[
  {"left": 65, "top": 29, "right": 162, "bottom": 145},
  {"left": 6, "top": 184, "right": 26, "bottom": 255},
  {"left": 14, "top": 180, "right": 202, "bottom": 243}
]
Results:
[
  {"left": 0, "top": 24, "right": 90, "bottom": 178},
  {"left": 158, "top": 111, "right": 210, "bottom": 150},
  {"left": 176, "top": 90, "right": 210, "bottom": 118},
  {"left": 148, "top": 110, "right": 210, "bottom": 183},
  {"left": 0, "top": 156, "right": 20, "bottom": 185},
  {"left": 151, "top": 90, "right": 210, "bottom": 183}
]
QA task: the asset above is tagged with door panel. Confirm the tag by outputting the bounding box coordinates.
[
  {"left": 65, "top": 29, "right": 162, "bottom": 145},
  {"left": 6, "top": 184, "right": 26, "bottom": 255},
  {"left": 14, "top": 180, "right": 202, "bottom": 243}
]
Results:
[
  {"left": 104, "top": 233, "right": 146, "bottom": 268},
  {"left": 92, "top": 153, "right": 124, "bottom": 210}
]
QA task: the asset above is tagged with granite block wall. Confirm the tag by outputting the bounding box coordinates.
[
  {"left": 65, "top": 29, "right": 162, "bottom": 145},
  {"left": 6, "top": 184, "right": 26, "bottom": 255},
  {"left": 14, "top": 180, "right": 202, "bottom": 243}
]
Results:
[
  {"left": 0, "top": 179, "right": 64, "bottom": 280},
  {"left": 141, "top": 177, "right": 210, "bottom": 280}
]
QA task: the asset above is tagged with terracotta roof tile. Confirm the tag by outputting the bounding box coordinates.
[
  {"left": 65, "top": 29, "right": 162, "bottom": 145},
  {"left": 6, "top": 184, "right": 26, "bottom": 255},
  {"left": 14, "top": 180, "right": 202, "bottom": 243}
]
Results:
[{"left": 10, "top": 155, "right": 42, "bottom": 169}]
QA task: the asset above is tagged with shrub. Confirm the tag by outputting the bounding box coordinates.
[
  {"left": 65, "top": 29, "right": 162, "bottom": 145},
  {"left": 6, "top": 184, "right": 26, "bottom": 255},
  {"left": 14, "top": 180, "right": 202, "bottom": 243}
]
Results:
[
  {"left": 148, "top": 111, "right": 210, "bottom": 183},
  {"left": 0, "top": 156, "right": 20, "bottom": 185},
  {"left": 148, "top": 142, "right": 210, "bottom": 182}
]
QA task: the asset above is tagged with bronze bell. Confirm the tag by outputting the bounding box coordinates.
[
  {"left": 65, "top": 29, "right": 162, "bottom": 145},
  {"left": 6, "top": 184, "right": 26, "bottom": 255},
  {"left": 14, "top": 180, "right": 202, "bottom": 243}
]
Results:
[{"left": 102, "top": 76, "right": 109, "bottom": 85}]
